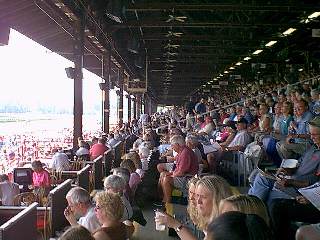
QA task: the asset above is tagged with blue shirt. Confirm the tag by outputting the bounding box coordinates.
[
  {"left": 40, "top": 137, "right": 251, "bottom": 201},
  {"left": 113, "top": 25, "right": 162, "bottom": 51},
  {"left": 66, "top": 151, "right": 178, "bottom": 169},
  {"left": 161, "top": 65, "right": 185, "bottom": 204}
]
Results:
[
  {"left": 279, "top": 115, "right": 293, "bottom": 136},
  {"left": 293, "top": 145, "right": 320, "bottom": 184},
  {"left": 294, "top": 111, "right": 314, "bottom": 143}
]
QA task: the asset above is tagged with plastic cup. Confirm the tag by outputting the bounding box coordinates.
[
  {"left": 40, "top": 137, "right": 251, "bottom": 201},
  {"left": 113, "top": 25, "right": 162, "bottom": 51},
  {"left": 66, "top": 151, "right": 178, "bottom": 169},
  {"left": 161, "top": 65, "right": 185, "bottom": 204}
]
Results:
[{"left": 155, "top": 211, "right": 166, "bottom": 231}]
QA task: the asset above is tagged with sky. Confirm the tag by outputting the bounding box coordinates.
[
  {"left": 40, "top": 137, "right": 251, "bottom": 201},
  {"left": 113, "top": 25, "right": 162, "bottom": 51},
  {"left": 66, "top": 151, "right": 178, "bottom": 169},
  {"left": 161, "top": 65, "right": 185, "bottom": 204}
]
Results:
[{"left": 0, "top": 29, "right": 102, "bottom": 113}]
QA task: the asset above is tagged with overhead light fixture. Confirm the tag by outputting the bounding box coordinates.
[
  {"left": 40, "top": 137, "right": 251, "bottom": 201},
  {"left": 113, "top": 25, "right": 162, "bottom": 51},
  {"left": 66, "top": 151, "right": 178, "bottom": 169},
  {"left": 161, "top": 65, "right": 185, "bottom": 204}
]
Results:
[
  {"left": 217, "top": 76, "right": 220, "bottom": 79},
  {"left": 298, "top": 68, "right": 304, "bottom": 72},
  {"left": 253, "top": 49, "right": 263, "bottom": 55},
  {"left": 213, "top": 78, "right": 218, "bottom": 80},
  {"left": 229, "top": 67, "right": 235, "bottom": 70},
  {"left": 235, "top": 62, "right": 242, "bottom": 66},
  {"left": 224, "top": 71, "right": 229, "bottom": 74},
  {"left": 219, "top": 74, "right": 223, "bottom": 77},
  {"left": 265, "top": 40, "right": 277, "bottom": 47},
  {"left": 308, "top": 12, "right": 320, "bottom": 19},
  {"left": 282, "top": 28, "right": 296, "bottom": 36},
  {"left": 243, "top": 57, "right": 251, "bottom": 61}
]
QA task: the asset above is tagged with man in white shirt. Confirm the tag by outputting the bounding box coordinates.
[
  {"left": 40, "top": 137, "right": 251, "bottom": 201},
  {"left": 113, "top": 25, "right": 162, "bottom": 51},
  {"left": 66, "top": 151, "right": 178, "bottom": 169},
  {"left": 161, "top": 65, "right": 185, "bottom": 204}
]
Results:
[
  {"left": 0, "top": 174, "right": 20, "bottom": 206},
  {"left": 64, "top": 187, "right": 100, "bottom": 233},
  {"left": 206, "top": 117, "right": 252, "bottom": 173},
  {"left": 50, "top": 148, "right": 71, "bottom": 172}
]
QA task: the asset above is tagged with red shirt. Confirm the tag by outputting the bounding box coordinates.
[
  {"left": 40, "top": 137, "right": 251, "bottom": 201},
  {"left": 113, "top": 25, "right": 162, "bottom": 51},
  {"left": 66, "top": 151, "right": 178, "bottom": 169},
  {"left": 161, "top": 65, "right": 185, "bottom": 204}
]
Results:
[
  {"left": 90, "top": 143, "right": 108, "bottom": 160},
  {"left": 173, "top": 146, "right": 199, "bottom": 177}
]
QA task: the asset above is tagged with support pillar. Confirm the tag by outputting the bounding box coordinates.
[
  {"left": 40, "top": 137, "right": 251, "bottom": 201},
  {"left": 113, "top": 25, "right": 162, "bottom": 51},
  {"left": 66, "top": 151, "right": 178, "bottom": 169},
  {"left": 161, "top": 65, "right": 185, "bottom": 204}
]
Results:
[
  {"left": 136, "top": 95, "right": 141, "bottom": 119},
  {"left": 133, "top": 97, "right": 137, "bottom": 120},
  {"left": 127, "top": 95, "right": 132, "bottom": 122},
  {"left": 117, "top": 68, "right": 124, "bottom": 123},
  {"left": 73, "top": 15, "right": 84, "bottom": 149},
  {"left": 102, "top": 51, "right": 111, "bottom": 133}
]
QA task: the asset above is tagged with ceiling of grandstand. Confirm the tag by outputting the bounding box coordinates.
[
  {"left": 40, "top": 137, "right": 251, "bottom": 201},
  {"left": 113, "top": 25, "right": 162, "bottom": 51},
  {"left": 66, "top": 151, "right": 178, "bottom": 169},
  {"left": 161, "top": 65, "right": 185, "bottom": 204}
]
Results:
[{"left": 1, "top": 0, "right": 320, "bottom": 104}]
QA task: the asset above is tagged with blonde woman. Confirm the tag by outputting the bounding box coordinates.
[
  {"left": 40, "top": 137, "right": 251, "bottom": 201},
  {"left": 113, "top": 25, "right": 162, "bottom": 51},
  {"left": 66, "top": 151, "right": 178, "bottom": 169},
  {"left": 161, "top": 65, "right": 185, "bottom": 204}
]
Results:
[
  {"left": 92, "top": 191, "right": 128, "bottom": 240},
  {"left": 195, "top": 175, "right": 233, "bottom": 231},
  {"left": 155, "top": 177, "right": 199, "bottom": 239},
  {"left": 155, "top": 175, "right": 233, "bottom": 240},
  {"left": 219, "top": 194, "right": 270, "bottom": 226}
]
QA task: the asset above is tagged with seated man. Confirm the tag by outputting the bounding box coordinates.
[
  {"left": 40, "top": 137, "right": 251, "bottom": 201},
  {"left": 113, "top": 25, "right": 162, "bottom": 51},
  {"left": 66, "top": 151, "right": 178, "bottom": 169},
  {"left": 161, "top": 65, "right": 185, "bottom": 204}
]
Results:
[
  {"left": 206, "top": 117, "right": 251, "bottom": 173},
  {"left": 159, "top": 135, "right": 199, "bottom": 203},
  {"left": 249, "top": 116, "right": 320, "bottom": 205},
  {"left": 89, "top": 137, "right": 108, "bottom": 160},
  {"left": 106, "top": 133, "right": 119, "bottom": 148},
  {"left": 64, "top": 186, "right": 101, "bottom": 233},
  {"left": 276, "top": 100, "right": 313, "bottom": 159},
  {"left": 75, "top": 140, "right": 90, "bottom": 158},
  {"left": 50, "top": 148, "right": 71, "bottom": 172},
  {"left": 0, "top": 174, "right": 19, "bottom": 206},
  {"left": 196, "top": 116, "right": 215, "bottom": 138}
]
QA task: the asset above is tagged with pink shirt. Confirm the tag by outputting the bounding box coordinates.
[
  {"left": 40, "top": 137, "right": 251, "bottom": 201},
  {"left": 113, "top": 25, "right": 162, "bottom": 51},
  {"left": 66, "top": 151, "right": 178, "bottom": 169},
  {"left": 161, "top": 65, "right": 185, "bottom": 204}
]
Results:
[
  {"left": 129, "top": 172, "right": 141, "bottom": 194},
  {"left": 173, "top": 146, "right": 199, "bottom": 177},
  {"left": 33, "top": 169, "right": 51, "bottom": 187},
  {"left": 90, "top": 143, "right": 108, "bottom": 159}
]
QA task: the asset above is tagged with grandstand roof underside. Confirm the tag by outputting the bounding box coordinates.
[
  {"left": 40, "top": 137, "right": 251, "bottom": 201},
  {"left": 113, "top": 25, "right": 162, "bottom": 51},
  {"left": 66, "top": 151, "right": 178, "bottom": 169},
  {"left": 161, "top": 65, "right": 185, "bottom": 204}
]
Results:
[{"left": 1, "top": 0, "right": 320, "bottom": 105}]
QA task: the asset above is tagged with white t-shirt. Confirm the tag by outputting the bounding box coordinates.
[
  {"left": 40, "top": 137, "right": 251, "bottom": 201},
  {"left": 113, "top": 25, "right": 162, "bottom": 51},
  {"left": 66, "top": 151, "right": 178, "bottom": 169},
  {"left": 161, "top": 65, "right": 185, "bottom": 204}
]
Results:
[
  {"left": 78, "top": 206, "right": 101, "bottom": 233},
  {"left": 51, "top": 152, "right": 71, "bottom": 171},
  {"left": 228, "top": 130, "right": 252, "bottom": 148},
  {"left": 76, "top": 147, "right": 90, "bottom": 156},
  {"left": 0, "top": 181, "right": 20, "bottom": 206}
]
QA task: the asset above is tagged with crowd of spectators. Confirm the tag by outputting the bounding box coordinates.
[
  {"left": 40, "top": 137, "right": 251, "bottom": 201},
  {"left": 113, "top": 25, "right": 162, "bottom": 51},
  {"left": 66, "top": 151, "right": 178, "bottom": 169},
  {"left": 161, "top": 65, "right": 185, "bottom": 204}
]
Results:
[{"left": 0, "top": 74, "right": 320, "bottom": 240}]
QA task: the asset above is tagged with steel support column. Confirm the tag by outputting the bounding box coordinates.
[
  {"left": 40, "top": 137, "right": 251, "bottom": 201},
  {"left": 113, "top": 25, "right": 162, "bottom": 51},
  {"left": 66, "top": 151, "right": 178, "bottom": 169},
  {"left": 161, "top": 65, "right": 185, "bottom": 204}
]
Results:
[
  {"left": 127, "top": 95, "right": 132, "bottom": 122},
  {"left": 73, "top": 15, "right": 84, "bottom": 149},
  {"left": 118, "top": 69, "right": 124, "bottom": 123},
  {"left": 102, "top": 51, "right": 111, "bottom": 133},
  {"left": 133, "top": 97, "right": 137, "bottom": 120},
  {"left": 136, "top": 95, "right": 141, "bottom": 119}
]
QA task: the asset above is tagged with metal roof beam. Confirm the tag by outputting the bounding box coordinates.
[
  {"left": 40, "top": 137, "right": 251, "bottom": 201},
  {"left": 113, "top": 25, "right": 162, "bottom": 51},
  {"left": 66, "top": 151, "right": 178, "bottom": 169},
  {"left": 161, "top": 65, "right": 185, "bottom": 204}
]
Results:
[{"left": 126, "top": 3, "right": 317, "bottom": 12}]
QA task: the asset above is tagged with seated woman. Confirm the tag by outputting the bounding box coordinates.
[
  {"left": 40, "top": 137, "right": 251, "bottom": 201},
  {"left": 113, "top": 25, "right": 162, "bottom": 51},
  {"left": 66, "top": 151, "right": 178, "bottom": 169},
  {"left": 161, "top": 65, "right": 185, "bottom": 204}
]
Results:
[
  {"left": 31, "top": 160, "right": 51, "bottom": 196},
  {"left": 93, "top": 191, "right": 128, "bottom": 240},
  {"left": 155, "top": 175, "right": 233, "bottom": 240},
  {"left": 206, "top": 121, "right": 237, "bottom": 173},
  {"left": 250, "top": 103, "right": 272, "bottom": 141},
  {"left": 262, "top": 101, "right": 293, "bottom": 167},
  {"left": 205, "top": 211, "right": 273, "bottom": 240},
  {"left": 196, "top": 116, "right": 215, "bottom": 139},
  {"left": 219, "top": 194, "right": 270, "bottom": 226}
]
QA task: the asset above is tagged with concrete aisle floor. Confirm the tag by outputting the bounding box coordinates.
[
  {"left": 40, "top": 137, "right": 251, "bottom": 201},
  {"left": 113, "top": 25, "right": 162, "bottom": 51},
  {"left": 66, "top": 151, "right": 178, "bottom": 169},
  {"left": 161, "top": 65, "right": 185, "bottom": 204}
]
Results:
[{"left": 132, "top": 206, "right": 178, "bottom": 240}]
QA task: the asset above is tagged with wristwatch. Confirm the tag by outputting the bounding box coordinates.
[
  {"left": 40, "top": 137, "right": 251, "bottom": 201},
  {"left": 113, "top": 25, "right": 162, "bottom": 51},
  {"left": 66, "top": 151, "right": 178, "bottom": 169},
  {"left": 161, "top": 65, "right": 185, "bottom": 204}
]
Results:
[{"left": 176, "top": 224, "right": 183, "bottom": 233}]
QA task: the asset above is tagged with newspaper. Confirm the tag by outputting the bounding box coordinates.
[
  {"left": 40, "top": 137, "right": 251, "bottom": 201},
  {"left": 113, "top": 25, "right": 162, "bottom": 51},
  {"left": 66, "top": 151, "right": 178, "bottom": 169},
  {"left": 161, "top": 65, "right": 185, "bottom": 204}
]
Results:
[
  {"left": 298, "top": 182, "right": 320, "bottom": 211},
  {"left": 202, "top": 142, "right": 221, "bottom": 154}
]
